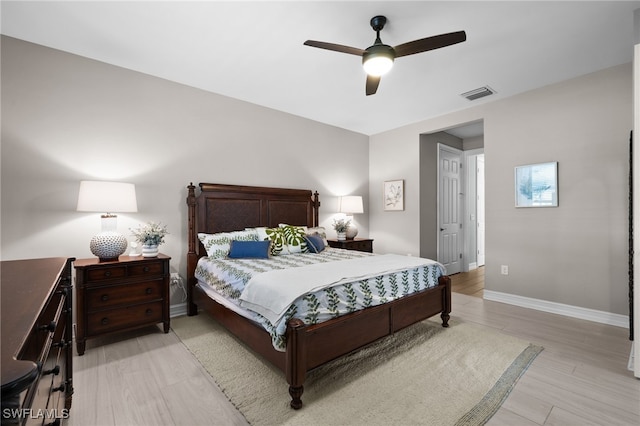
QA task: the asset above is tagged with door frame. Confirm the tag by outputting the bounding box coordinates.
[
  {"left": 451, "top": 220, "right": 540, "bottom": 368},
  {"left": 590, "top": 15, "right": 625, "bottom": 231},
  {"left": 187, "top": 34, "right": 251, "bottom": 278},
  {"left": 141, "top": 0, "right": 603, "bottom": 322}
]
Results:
[{"left": 463, "top": 148, "right": 485, "bottom": 271}]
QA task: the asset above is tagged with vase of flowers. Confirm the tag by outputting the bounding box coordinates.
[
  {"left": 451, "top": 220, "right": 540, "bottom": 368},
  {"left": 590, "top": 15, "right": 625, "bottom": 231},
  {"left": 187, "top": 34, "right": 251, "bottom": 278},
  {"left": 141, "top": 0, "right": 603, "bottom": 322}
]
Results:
[
  {"left": 130, "top": 222, "right": 169, "bottom": 258},
  {"left": 332, "top": 218, "right": 351, "bottom": 241}
]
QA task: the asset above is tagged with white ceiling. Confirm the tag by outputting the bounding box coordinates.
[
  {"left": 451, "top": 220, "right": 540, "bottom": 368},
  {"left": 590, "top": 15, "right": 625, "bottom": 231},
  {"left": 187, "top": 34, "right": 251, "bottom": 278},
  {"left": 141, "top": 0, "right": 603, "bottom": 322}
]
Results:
[{"left": 2, "top": 1, "right": 639, "bottom": 136}]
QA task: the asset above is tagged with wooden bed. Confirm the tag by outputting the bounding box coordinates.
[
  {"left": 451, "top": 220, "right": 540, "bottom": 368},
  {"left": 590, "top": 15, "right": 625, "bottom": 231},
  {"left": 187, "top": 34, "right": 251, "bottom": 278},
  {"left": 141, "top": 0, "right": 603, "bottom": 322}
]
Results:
[{"left": 186, "top": 182, "right": 451, "bottom": 409}]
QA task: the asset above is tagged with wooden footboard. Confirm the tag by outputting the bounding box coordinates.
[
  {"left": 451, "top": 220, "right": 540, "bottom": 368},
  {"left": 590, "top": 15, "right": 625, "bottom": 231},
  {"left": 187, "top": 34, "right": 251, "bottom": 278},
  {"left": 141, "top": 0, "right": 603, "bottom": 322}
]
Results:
[
  {"left": 285, "top": 275, "right": 451, "bottom": 408},
  {"left": 191, "top": 275, "right": 451, "bottom": 409}
]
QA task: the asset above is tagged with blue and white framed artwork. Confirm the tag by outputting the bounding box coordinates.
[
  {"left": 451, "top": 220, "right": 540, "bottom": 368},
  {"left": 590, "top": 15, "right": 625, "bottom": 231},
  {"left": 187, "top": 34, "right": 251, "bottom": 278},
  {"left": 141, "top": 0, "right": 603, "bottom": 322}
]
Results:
[{"left": 515, "top": 162, "right": 558, "bottom": 208}]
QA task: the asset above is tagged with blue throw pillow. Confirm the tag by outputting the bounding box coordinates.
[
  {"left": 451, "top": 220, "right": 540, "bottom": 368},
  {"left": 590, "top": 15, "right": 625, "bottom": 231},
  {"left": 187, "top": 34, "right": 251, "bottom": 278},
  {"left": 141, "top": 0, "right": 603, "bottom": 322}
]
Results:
[
  {"left": 228, "top": 240, "right": 271, "bottom": 259},
  {"left": 304, "top": 234, "right": 325, "bottom": 253}
]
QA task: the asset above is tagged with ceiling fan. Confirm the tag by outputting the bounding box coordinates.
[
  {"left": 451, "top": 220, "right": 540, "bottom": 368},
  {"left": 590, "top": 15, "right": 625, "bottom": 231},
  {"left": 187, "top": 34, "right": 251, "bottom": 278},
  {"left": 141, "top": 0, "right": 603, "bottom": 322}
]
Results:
[{"left": 304, "top": 15, "right": 466, "bottom": 96}]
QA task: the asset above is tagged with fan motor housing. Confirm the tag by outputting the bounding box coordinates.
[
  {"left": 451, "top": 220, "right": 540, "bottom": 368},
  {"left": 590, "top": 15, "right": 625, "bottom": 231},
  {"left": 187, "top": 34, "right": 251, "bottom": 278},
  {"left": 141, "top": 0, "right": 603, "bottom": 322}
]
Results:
[{"left": 363, "top": 44, "right": 396, "bottom": 63}]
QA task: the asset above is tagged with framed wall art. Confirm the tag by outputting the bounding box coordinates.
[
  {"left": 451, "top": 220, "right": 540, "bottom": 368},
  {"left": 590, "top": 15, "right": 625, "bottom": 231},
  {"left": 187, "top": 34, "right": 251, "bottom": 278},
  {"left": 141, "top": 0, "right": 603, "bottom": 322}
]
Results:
[
  {"left": 515, "top": 162, "right": 558, "bottom": 207},
  {"left": 384, "top": 179, "right": 404, "bottom": 211}
]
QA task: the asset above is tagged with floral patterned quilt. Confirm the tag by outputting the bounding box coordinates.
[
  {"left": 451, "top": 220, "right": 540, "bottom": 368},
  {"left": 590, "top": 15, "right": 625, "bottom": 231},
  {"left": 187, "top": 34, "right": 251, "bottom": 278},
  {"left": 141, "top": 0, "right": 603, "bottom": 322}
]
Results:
[{"left": 195, "top": 248, "right": 445, "bottom": 351}]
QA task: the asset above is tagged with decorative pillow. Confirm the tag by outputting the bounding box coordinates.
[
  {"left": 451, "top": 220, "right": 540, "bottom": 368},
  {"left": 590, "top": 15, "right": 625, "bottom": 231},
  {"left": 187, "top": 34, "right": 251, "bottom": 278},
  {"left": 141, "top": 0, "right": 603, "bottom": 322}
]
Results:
[
  {"left": 304, "top": 234, "right": 326, "bottom": 253},
  {"left": 228, "top": 240, "right": 271, "bottom": 259},
  {"left": 255, "top": 227, "right": 289, "bottom": 256},
  {"left": 198, "top": 230, "right": 259, "bottom": 258},
  {"left": 279, "top": 224, "right": 308, "bottom": 254},
  {"left": 305, "top": 226, "right": 329, "bottom": 245}
]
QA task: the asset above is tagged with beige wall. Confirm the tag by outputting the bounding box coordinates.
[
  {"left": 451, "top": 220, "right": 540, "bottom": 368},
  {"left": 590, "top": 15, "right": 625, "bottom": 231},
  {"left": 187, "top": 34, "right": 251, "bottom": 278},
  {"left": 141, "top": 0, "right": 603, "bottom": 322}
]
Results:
[
  {"left": 371, "top": 63, "right": 633, "bottom": 316},
  {"left": 0, "top": 37, "right": 370, "bottom": 306}
]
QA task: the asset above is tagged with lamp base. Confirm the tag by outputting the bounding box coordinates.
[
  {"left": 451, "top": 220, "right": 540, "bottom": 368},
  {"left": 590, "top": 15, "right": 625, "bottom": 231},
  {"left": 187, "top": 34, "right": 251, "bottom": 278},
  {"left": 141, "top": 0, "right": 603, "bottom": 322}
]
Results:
[
  {"left": 90, "top": 232, "right": 128, "bottom": 262},
  {"left": 346, "top": 225, "right": 359, "bottom": 240}
]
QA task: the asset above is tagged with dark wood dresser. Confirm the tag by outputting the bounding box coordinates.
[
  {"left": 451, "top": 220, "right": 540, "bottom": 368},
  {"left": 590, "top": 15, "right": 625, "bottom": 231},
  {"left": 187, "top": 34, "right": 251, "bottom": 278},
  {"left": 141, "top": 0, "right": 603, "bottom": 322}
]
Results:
[
  {"left": 74, "top": 254, "right": 170, "bottom": 355},
  {"left": 1, "top": 257, "right": 74, "bottom": 425}
]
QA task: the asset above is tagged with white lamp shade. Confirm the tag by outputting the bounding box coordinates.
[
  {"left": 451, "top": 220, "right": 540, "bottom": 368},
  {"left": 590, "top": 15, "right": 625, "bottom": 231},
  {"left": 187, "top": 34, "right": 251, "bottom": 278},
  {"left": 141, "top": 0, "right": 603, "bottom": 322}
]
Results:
[
  {"left": 77, "top": 181, "right": 138, "bottom": 213},
  {"left": 339, "top": 196, "right": 364, "bottom": 214}
]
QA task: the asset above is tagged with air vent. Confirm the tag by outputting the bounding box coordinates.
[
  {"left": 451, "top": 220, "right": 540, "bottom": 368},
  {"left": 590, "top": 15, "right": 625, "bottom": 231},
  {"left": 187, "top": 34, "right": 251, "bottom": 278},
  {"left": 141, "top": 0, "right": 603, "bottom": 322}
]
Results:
[{"left": 460, "top": 86, "right": 495, "bottom": 101}]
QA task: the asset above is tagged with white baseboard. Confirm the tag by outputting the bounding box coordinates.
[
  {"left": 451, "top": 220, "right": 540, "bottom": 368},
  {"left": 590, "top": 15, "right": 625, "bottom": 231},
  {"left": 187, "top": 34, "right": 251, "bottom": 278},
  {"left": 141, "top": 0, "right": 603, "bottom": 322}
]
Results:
[
  {"left": 170, "top": 302, "right": 188, "bottom": 318},
  {"left": 467, "top": 262, "right": 478, "bottom": 271},
  {"left": 483, "top": 290, "right": 629, "bottom": 329}
]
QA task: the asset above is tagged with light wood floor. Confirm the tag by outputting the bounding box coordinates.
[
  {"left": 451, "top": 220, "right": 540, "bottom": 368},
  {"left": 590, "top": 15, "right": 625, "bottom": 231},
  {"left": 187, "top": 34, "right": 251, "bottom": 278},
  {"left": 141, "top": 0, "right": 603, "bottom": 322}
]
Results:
[
  {"left": 451, "top": 266, "right": 485, "bottom": 298},
  {"left": 69, "top": 285, "right": 638, "bottom": 425}
]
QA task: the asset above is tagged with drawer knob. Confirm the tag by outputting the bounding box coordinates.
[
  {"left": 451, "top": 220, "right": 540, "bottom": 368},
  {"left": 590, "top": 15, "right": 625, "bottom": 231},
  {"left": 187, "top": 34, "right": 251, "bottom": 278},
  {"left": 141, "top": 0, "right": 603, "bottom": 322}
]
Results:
[
  {"left": 101, "top": 318, "right": 109, "bottom": 325},
  {"left": 143, "top": 266, "right": 150, "bottom": 272},
  {"left": 39, "top": 321, "right": 56, "bottom": 333},
  {"left": 145, "top": 287, "right": 153, "bottom": 295},
  {"left": 101, "top": 294, "right": 109, "bottom": 302},
  {"left": 103, "top": 270, "right": 112, "bottom": 278},
  {"left": 53, "top": 339, "right": 69, "bottom": 348},
  {"left": 52, "top": 382, "right": 66, "bottom": 393},
  {"left": 43, "top": 365, "right": 60, "bottom": 376},
  {"left": 145, "top": 309, "right": 153, "bottom": 316}
]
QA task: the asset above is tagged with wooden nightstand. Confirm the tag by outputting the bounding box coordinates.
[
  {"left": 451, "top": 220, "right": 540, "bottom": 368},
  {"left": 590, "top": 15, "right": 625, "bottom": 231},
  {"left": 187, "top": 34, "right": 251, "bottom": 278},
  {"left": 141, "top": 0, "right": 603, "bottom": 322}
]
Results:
[
  {"left": 327, "top": 238, "right": 374, "bottom": 253},
  {"left": 74, "top": 254, "right": 171, "bottom": 355}
]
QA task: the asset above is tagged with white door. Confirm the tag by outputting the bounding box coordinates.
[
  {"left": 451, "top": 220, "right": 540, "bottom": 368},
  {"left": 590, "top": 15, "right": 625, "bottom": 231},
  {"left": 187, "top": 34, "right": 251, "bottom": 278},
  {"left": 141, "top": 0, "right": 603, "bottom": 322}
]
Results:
[
  {"left": 438, "top": 145, "right": 463, "bottom": 274},
  {"left": 477, "top": 155, "right": 486, "bottom": 266}
]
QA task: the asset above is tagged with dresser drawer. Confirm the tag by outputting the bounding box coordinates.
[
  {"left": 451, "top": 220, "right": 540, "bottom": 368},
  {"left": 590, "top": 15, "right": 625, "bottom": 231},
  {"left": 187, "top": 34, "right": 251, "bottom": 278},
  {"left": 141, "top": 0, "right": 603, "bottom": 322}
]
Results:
[
  {"left": 86, "top": 279, "right": 164, "bottom": 310},
  {"left": 86, "top": 301, "right": 164, "bottom": 335},
  {"left": 20, "top": 289, "right": 65, "bottom": 366},
  {"left": 86, "top": 265, "right": 127, "bottom": 282},
  {"left": 128, "top": 260, "right": 165, "bottom": 278}
]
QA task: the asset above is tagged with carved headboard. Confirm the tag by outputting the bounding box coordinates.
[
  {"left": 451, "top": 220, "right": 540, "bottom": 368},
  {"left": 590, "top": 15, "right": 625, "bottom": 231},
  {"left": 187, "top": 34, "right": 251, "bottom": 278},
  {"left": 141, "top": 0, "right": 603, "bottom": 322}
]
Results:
[{"left": 186, "top": 183, "right": 320, "bottom": 308}]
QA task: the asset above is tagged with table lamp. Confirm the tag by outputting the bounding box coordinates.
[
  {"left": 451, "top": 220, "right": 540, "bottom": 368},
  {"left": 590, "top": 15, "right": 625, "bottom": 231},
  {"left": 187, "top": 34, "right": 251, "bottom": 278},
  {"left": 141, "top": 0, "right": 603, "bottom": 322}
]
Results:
[
  {"left": 77, "top": 180, "right": 138, "bottom": 261},
  {"left": 339, "top": 195, "right": 364, "bottom": 239}
]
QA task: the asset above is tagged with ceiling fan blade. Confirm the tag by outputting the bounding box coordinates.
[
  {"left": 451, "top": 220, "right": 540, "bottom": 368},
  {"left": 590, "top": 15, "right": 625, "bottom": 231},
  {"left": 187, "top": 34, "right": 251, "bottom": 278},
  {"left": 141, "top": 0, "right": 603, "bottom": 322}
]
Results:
[
  {"left": 393, "top": 31, "right": 466, "bottom": 58},
  {"left": 304, "top": 40, "right": 365, "bottom": 56},
  {"left": 366, "top": 75, "right": 381, "bottom": 96}
]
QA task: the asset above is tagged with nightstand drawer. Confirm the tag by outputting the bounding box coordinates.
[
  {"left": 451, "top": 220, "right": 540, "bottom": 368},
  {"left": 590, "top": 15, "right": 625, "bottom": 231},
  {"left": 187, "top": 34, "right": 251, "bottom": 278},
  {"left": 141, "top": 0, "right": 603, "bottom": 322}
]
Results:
[
  {"left": 86, "top": 265, "right": 127, "bottom": 282},
  {"left": 350, "top": 240, "right": 372, "bottom": 252},
  {"left": 86, "top": 279, "right": 164, "bottom": 310},
  {"left": 327, "top": 238, "right": 373, "bottom": 253},
  {"left": 86, "top": 301, "right": 163, "bottom": 335},
  {"left": 128, "top": 260, "right": 165, "bottom": 278}
]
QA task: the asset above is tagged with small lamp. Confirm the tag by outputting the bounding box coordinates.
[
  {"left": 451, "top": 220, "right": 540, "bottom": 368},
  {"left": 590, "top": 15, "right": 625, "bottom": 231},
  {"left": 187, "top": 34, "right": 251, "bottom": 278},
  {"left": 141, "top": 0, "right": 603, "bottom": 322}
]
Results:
[
  {"left": 339, "top": 195, "right": 364, "bottom": 239},
  {"left": 77, "top": 180, "right": 138, "bottom": 261}
]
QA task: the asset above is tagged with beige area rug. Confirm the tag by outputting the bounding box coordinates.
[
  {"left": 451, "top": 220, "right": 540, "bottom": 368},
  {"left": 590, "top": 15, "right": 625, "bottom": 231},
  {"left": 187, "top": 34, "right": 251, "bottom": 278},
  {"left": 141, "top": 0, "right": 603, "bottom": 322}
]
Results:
[{"left": 172, "top": 314, "right": 542, "bottom": 426}]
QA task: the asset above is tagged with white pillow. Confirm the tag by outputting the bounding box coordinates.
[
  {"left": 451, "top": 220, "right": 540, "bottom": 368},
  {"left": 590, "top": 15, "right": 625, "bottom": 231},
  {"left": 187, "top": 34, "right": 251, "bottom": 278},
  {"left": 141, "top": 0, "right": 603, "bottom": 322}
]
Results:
[{"left": 198, "top": 229, "right": 258, "bottom": 258}]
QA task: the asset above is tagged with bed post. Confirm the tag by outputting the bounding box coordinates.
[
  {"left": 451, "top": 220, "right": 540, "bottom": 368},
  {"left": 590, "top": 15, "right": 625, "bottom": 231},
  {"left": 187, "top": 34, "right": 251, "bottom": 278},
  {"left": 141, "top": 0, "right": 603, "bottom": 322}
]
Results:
[
  {"left": 186, "top": 183, "right": 198, "bottom": 316},
  {"left": 286, "top": 318, "right": 307, "bottom": 409},
  {"left": 313, "top": 191, "right": 320, "bottom": 227},
  {"left": 439, "top": 275, "right": 451, "bottom": 327}
]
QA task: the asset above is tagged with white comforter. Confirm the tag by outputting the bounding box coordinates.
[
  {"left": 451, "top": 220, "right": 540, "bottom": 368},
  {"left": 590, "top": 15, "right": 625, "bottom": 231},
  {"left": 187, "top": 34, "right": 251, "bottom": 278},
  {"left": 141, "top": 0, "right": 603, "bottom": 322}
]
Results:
[{"left": 239, "top": 254, "right": 442, "bottom": 325}]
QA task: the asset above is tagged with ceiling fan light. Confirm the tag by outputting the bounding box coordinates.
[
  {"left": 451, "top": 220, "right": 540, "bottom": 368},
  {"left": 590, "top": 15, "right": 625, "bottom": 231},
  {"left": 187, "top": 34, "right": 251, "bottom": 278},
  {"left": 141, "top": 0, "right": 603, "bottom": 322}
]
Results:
[{"left": 362, "top": 45, "right": 395, "bottom": 76}]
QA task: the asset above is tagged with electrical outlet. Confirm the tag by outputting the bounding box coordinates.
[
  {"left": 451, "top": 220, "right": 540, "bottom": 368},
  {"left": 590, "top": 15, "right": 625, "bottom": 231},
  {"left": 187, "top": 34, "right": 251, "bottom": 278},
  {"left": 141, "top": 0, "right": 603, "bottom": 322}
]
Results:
[
  {"left": 501, "top": 265, "right": 509, "bottom": 275},
  {"left": 170, "top": 272, "right": 182, "bottom": 286}
]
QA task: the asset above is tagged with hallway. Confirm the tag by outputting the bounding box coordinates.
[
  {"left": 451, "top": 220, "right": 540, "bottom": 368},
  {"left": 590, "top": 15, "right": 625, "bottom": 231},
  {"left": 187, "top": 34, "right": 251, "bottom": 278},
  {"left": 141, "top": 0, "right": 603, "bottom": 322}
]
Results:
[{"left": 450, "top": 267, "right": 484, "bottom": 298}]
